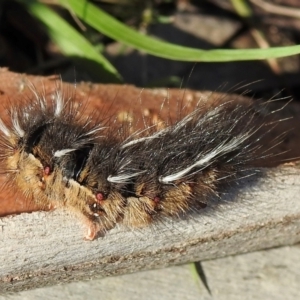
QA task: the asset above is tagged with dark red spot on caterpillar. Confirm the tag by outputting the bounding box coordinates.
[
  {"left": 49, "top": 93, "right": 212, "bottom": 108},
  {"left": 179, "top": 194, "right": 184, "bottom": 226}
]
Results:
[
  {"left": 44, "top": 166, "right": 51, "bottom": 176},
  {"left": 153, "top": 196, "right": 160, "bottom": 203},
  {"left": 96, "top": 192, "right": 104, "bottom": 202}
]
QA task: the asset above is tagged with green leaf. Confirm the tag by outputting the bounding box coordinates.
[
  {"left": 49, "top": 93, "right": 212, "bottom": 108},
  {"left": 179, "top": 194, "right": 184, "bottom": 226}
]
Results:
[
  {"left": 61, "top": 0, "right": 300, "bottom": 62},
  {"left": 20, "top": 0, "right": 122, "bottom": 83}
]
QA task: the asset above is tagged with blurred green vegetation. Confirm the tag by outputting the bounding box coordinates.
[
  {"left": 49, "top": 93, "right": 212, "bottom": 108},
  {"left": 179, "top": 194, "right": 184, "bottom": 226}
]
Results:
[{"left": 13, "top": 0, "right": 300, "bottom": 83}]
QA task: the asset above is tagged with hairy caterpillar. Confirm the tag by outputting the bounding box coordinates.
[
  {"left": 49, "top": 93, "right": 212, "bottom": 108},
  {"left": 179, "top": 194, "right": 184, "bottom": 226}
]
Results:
[
  {"left": 55, "top": 97, "right": 283, "bottom": 239},
  {"left": 0, "top": 81, "right": 286, "bottom": 240}
]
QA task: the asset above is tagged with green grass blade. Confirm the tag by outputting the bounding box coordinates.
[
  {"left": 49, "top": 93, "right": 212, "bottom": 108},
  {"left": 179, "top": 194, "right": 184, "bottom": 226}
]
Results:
[
  {"left": 61, "top": 0, "right": 300, "bottom": 62},
  {"left": 230, "top": 0, "right": 252, "bottom": 18},
  {"left": 20, "top": 0, "right": 122, "bottom": 82}
]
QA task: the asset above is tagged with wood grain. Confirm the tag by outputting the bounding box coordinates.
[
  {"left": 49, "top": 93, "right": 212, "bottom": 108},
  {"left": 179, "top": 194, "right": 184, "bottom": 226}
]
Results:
[{"left": 3, "top": 246, "right": 299, "bottom": 300}]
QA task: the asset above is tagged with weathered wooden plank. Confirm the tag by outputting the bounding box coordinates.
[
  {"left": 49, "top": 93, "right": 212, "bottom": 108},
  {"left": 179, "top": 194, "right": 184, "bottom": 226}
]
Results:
[
  {"left": 2, "top": 245, "right": 299, "bottom": 300},
  {"left": 0, "top": 164, "right": 300, "bottom": 293}
]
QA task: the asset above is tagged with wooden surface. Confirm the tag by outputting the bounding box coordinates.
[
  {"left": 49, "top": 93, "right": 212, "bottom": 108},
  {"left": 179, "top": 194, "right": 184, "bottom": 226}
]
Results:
[
  {"left": 2, "top": 245, "right": 299, "bottom": 299},
  {"left": 0, "top": 164, "right": 300, "bottom": 293},
  {"left": 0, "top": 69, "right": 299, "bottom": 294}
]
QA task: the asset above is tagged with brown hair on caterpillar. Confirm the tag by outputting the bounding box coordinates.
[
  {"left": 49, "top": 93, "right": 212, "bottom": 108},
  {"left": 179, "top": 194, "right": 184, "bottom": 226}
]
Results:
[
  {"left": 53, "top": 104, "right": 172, "bottom": 239},
  {"left": 60, "top": 137, "right": 123, "bottom": 239},
  {"left": 57, "top": 123, "right": 153, "bottom": 240},
  {"left": 0, "top": 82, "right": 103, "bottom": 221},
  {"left": 105, "top": 99, "right": 284, "bottom": 231},
  {"left": 0, "top": 84, "right": 63, "bottom": 209}
]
